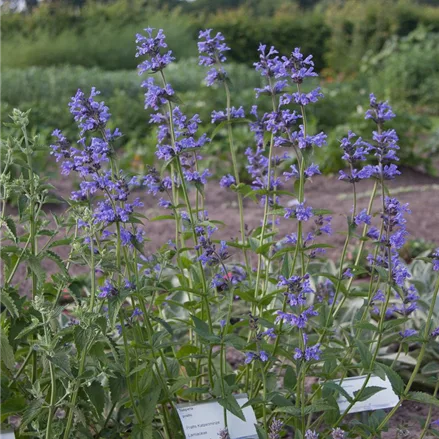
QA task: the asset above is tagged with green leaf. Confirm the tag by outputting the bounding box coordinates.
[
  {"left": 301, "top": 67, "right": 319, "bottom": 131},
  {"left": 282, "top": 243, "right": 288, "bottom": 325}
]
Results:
[
  {"left": 15, "top": 317, "right": 42, "bottom": 339},
  {"left": 18, "top": 195, "right": 27, "bottom": 220},
  {"left": 0, "top": 330, "right": 15, "bottom": 371},
  {"left": 407, "top": 391, "right": 439, "bottom": 407},
  {"left": 4, "top": 217, "right": 18, "bottom": 243},
  {"left": 49, "top": 351, "right": 72, "bottom": 377},
  {"left": 224, "top": 334, "right": 246, "bottom": 349},
  {"left": 268, "top": 393, "right": 294, "bottom": 407},
  {"left": 256, "top": 242, "right": 273, "bottom": 256},
  {"left": 107, "top": 295, "right": 125, "bottom": 329},
  {"left": 0, "top": 288, "right": 19, "bottom": 318},
  {"left": 85, "top": 381, "right": 106, "bottom": 417},
  {"left": 275, "top": 406, "right": 302, "bottom": 416},
  {"left": 303, "top": 401, "right": 337, "bottom": 415},
  {"left": 151, "top": 316, "right": 174, "bottom": 335},
  {"left": 149, "top": 214, "right": 175, "bottom": 222},
  {"left": 26, "top": 255, "right": 46, "bottom": 284},
  {"left": 248, "top": 237, "right": 259, "bottom": 252},
  {"left": 44, "top": 250, "right": 69, "bottom": 276},
  {"left": 354, "top": 386, "right": 385, "bottom": 402},
  {"left": 284, "top": 365, "right": 297, "bottom": 389},
  {"left": 255, "top": 424, "right": 268, "bottom": 439},
  {"left": 74, "top": 326, "right": 95, "bottom": 354},
  {"left": 49, "top": 238, "right": 72, "bottom": 248},
  {"left": 0, "top": 396, "right": 26, "bottom": 422},
  {"left": 375, "top": 362, "right": 405, "bottom": 396},
  {"left": 422, "top": 361, "right": 439, "bottom": 375},
  {"left": 323, "top": 381, "right": 353, "bottom": 403},
  {"left": 356, "top": 339, "right": 373, "bottom": 370},
  {"left": 109, "top": 373, "right": 127, "bottom": 405},
  {"left": 138, "top": 386, "right": 161, "bottom": 428},
  {"left": 218, "top": 394, "right": 246, "bottom": 422},
  {"left": 368, "top": 409, "right": 386, "bottom": 432},
  {"left": 191, "top": 314, "right": 214, "bottom": 341},
  {"left": 19, "top": 399, "right": 44, "bottom": 433},
  {"left": 132, "top": 425, "right": 152, "bottom": 439}
]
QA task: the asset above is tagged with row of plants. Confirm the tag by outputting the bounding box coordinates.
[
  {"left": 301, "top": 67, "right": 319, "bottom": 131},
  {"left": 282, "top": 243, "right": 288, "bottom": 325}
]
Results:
[
  {"left": 3, "top": 25, "right": 439, "bottom": 177},
  {"left": 1, "top": 27, "right": 439, "bottom": 438},
  {"left": 3, "top": 0, "right": 439, "bottom": 72}
]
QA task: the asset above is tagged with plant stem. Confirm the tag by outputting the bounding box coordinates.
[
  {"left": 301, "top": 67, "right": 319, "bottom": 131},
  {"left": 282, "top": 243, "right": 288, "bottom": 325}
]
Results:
[
  {"left": 223, "top": 81, "right": 250, "bottom": 275},
  {"left": 366, "top": 277, "right": 439, "bottom": 437},
  {"left": 419, "top": 378, "right": 439, "bottom": 439},
  {"left": 44, "top": 316, "right": 56, "bottom": 439}
]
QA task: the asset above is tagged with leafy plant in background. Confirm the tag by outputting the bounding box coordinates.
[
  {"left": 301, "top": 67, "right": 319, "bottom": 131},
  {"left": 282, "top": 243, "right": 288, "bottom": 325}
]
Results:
[{"left": 1, "top": 28, "right": 439, "bottom": 439}]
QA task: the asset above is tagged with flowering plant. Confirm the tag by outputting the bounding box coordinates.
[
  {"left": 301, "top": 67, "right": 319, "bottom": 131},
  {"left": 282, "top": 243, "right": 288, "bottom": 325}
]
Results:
[{"left": 1, "top": 28, "right": 439, "bottom": 439}]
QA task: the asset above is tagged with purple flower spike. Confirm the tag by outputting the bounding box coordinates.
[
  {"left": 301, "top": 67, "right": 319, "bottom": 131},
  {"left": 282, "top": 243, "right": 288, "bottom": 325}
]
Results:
[
  {"left": 136, "top": 28, "right": 175, "bottom": 74},
  {"left": 198, "top": 29, "right": 230, "bottom": 86}
]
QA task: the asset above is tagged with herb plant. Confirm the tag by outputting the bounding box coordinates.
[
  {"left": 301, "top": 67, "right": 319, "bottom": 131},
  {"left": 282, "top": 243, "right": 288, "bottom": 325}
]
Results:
[{"left": 1, "top": 28, "right": 439, "bottom": 439}]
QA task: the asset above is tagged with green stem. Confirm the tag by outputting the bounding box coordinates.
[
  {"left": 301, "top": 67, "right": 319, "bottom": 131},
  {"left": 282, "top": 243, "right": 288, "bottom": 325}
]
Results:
[
  {"left": 63, "top": 232, "right": 98, "bottom": 439},
  {"left": 419, "top": 378, "right": 439, "bottom": 439},
  {"left": 44, "top": 318, "right": 56, "bottom": 439},
  {"left": 367, "top": 276, "right": 439, "bottom": 437},
  {"left": 120, "top": 311, "right": 142, "bottom": 423},
  {"left": 224, "top": 82, "right": 250, "bottom": 275},
  {"left": 63, "top": 349, "right": 87, "bottom": 439}
]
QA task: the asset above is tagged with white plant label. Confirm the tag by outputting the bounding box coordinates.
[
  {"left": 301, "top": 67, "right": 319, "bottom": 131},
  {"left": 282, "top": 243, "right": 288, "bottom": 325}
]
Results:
[
  {"left": 333, "top": 375, "right": 399, "bottom": 414},
  {"left": 176, "top": 394, "right": 258, "bottom": 439}
]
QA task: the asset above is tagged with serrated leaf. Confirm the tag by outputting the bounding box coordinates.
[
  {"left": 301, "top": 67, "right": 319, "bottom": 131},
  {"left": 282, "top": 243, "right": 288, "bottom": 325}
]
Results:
[
  {"left": 85, "top": 381, "right": 106, "bottom": 417},
  {"left": 407, "top": 391, "right": 439, "bottom": 407},
  {"left": 49, "top": 238, "right": 72, "bottom": 248},
  {"left": 0, "top": 396, "right": 26, "bottom": 422},
  {"left": 422, "top": 362, "right": 439, "bottom": 375},
  {"left": 191, "top": 314, "right": 210, "bottom": 338},
  {"left": 375, "top": 362, "right": 405, "bottom": 396},
  {"left": 18, "top": 195, "right": 27, "bottom": 220},
  {"left": 356, "top": 339, "right": 373, "bottom": 370},
  {"left": 218, "top": 394, "right": 246, "bottom": 422},
  {"left": 284, "top": 365, "right": 297, "bottom": 389},
  {"left": 354, "top": 386, "right": 385, "bottom": 402},
  {"left": 275, "top": 406, "right": 302, "bottom": 416},
  {"left": 138, "top": 386, "right": 161, "bottom": 428},
  {"left": 15, "top": 317, "right": 42, "bottom": 339},
  {"left": 107, "top": 295, "right": 124, "bottom": 329},
  {"left": 19, "top": 399, "right": 44, "bottom": 433},
  {"left": 303, "top": 402, "right": 337, "bottom": 414},
  {"left": 26, "top": 255, "right": 46, "bottom": 284},
  {"left": 109, "top": 373, "right": 127, "bottom": 405},
  {"left": 255, "top": 424, "right": 268, "bottom": 439},
  {"left": 151, "top": 316, "right": 174, "bottom": 335},
  {"left": 74, "top": 326, "right": 95, "bottom": 354},
  {"left": 0, "top": 330, "right": 15, "bottom": 370},
  {"left": 44, "top": 250, "right": 69, "bottom": 276},
  {"left": 4, "top": 217, "right": 18, "bottom": 243},
  {"left": 323, "top": 381, "right": 353, "bottom": 403},
  {"left": 49, "top": 351, "right": 72, "bottom": 377},
  {"left": 0, "top": 289, "right": 19, "bottom": 318}
]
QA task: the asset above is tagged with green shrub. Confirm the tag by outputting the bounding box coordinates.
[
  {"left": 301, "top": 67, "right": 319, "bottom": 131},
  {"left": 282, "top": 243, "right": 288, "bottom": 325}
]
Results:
[
  {"left": 2, "top": 61, "right": 437, "bottom": 176},
  {"left": 202, "top": 8, "right": 330, "bottom": 70},
  {"left": 323, "top": 0, "right": 439, "bottom": 74},
  {"left": 1, "top": 3, "right": 197, "bottom": 70},
  {"left": 3, "top": 0, "right": 439, "bottom": 72},
  {"left": 362, "top": 27, "right": 439, "bottom": 113}
]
